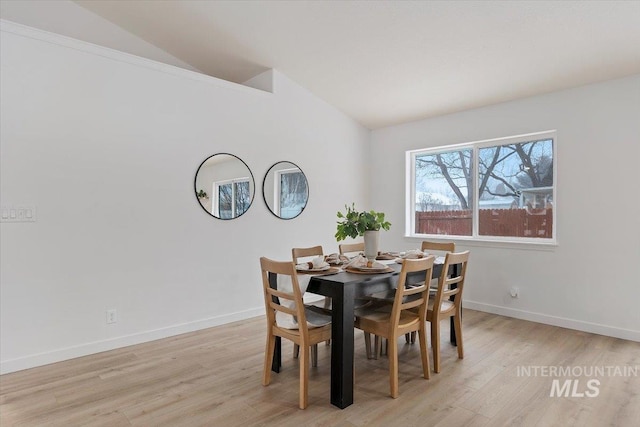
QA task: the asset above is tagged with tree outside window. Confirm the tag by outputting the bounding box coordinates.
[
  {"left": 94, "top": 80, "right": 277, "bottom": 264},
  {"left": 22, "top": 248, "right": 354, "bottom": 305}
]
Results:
[
  {"left": 278, "top": 170, "right": 308, "bottom": 219},
  {"left": 411, "top": 133, "right": 555, "bottom": 241},
  {"left": 216, "top": 179, "right": 251, "bottom": 219}
]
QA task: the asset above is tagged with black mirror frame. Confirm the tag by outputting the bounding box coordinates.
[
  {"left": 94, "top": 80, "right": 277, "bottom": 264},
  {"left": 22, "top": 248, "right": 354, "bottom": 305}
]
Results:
[
  {"left": 194, "top": 153, "right": 255, "bottom": 220},
  {"left": 262, "top": 160, "right": 309, "bottom": 220}
]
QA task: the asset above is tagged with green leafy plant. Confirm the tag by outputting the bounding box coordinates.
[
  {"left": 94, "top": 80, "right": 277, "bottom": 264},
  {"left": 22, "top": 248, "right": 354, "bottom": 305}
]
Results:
[
  {"left": 197, "top": 189, "right": 208, "bottom": 199},
  {"left": 335, "top": 203, "right": 391, "bottom": 241}
]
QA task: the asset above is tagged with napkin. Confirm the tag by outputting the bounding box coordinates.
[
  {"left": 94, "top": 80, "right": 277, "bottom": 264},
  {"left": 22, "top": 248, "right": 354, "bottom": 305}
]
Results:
[
  {"left": 324, "top": 253, "right": 342, "bottom": 265},
  {"left": 296, "top": 256, "right": 329, "bottom": 271},
  {"left": 402, "top": 249, "right": 427, "bottom": 259},
  {"left": 376, "top": 252, "right": 397, "bottom": 260},
  {"left": 346, "top": 254, "right": 387, "bottom": 269}
]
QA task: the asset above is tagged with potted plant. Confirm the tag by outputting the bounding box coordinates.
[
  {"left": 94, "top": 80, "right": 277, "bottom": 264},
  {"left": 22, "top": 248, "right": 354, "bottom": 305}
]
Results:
[{"left": 335, "top": 203, "right": 391, "bottom": 260}]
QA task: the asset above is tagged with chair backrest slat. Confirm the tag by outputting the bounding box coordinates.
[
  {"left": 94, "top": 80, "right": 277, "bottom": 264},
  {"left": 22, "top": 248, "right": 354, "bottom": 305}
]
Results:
[
  {"left": 400, "top": 298, "right": 425, "bottom": 312},
  {"left": 269, "top": 301, "right": 297, "bottom": 316},
  {"left": 266, "top": 287, "right": 296, "bottom": 301},
  {"left": 421, "top": 241, "right": 455, "bottom": 253}
]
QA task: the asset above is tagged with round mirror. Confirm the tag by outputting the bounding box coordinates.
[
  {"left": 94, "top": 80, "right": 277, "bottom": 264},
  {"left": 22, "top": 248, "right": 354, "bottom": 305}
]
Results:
[
  {"left": 194, "top": 153, "right": 255, "bottom": 219},
  {"left": 263, "top": 161, "right": 309, "bottom": 219}
]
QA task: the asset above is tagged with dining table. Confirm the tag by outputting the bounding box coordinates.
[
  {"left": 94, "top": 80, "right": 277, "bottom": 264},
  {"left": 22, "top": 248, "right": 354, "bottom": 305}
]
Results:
[{"left": 270, "top": 257, "right": 457, "bottom": 409}]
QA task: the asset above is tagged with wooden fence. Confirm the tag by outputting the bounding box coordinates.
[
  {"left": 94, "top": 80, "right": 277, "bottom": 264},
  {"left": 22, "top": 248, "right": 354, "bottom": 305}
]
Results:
[{"left": 415, "top": 208, "right": 553, "bottom": 238}]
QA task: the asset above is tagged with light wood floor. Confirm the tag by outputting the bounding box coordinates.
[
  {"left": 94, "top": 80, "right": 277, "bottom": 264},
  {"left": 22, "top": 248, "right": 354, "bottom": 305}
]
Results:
[{"left": 1, "top": 310, "right": 639, "bottom": 426}]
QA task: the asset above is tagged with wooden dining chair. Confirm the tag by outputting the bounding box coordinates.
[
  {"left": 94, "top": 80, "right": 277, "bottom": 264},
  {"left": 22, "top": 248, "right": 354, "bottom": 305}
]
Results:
[
  {"left": 426, "top": 250, "right": 469, "bottom": 373},
  {"left": 421, "top": 240, "right": 455, "bottom": 253},
  {"left": 292, "top": 245, "right": 325, "bottom": 264},
  {"left": 338, "top": 241, "right": 364, "bottom": 256},
  {"left": 292, "top": 245, "right": 330, "bottom": 311},
  {"left": 354, "top": 257, "right": 434, "bottom": 398},
  {"left": 404, "top": 241, "right": 456, "bottom": 344},
  {"left": 421, "top": 241, "right": 455, "bottom": 289},
  {"left": 260, "top": 257, "right": 332, "bottom": 409},
  {"left": 292, "top": 246, "right": 330, "bottom": 355}
]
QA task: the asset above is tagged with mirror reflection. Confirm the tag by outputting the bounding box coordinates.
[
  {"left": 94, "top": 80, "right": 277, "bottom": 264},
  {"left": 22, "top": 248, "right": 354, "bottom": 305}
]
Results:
[
  {"left": 194, "top": 153, "right": 255, "bottom": 219},
  {"left": 263, "top": 161, "right": 309, "bottom": 219}
]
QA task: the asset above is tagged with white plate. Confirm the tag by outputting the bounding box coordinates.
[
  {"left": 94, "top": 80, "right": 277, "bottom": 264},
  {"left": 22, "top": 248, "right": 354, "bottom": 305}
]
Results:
[
  {"left": 352, "top": 265, "right": 389, "bottom": 272},
  {"left": 396, "top": 256, "right": 445, "bottom": 264},
  {"left": 296, "top": 264, "right": 330, "bottom": 272}
]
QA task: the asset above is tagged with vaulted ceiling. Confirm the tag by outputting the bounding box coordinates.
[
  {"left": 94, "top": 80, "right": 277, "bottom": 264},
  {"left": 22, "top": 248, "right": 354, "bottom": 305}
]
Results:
[{"left": 2, "top": 1, "right": 640, "bottom": 129}]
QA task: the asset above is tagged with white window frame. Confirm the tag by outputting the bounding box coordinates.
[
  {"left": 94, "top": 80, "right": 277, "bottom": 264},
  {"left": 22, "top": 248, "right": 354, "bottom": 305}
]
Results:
[
  {"left": 213, "top": 177, "right": 250, "bottom": 218},
  {"left": 406, "top": 130, "right": 557, "bottom": 245},
  {"left": 273, "top": 167, "right": 303, "bottom": 217}
]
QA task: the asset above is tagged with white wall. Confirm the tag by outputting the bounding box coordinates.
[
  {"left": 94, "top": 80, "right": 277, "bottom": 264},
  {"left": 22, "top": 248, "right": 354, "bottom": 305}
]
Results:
[
  {"left": 371, "top": 75, "right": 640, "bottom": 341},
  {"left": 3, "top": 19, "right": 638, "bottom": 375},
  {"left": 0, "top": 22, "right": 370, "bottom": 373}
]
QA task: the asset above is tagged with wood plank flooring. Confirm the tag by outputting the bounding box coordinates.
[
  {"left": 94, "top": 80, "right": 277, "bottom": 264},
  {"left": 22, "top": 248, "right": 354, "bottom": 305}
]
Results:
[{"left": 1, "top": 310, "right": 639, "bottom": 426}]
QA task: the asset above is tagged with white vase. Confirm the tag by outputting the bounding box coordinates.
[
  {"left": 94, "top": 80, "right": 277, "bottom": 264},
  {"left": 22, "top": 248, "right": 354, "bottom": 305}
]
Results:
[{"left": 363, "top": 230, "right": 380, "bottom": 261}]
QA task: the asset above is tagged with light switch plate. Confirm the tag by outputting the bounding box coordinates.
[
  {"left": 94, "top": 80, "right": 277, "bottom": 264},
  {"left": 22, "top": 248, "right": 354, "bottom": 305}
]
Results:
[{"left": 0, "top": 206, "right": 37, "bottom": 222}]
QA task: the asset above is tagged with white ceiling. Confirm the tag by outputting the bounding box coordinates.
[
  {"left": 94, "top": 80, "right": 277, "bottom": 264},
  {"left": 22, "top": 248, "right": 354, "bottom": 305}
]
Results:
[{"left": 3, "top": 1, "right": 640, "bottom": 129}]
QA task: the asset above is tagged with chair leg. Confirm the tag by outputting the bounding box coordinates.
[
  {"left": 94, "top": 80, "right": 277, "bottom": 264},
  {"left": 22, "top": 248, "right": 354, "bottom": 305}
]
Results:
[
  {"left": 364, "top": 332, "right": 372, "bottom": 359},
  {"left": 263, "top": 334, "right": 276, "bottom": 386},
  {"left": 375, "top": 336, "right": 383, "bottom": 358},
  {"left": 405, "top": 332, "right": 417, "bottom": 343},
  {"left": 374, "top": 337, "right": 390, "bottom": 357},
  {"left": 311, "top": 344, "right": 318, "bottom": 367},
  {"left": 293, "top": 344, "right": 299, "bottom": 359},
  {"left": 375, "top": 335, "right": 381, "bottom": 359},
  {"left": 431, "top": 319, "right": 441, "bottom": 373},
  {"left": 418, "top": 326, "right": 430, "bottom": 380},
  {"left": 299, "top": 343, "right": 309, "bottom": 409},
  {"left": 388, "top": 335, "right": 399, "bottom": 398},
  {"left": 453, "top": 314, "right": 464, "bottom": 359}
]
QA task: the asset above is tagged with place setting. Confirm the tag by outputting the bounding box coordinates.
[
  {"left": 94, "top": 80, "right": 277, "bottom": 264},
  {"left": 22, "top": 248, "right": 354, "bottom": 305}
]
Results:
[
  {"left": 295, "top": 256, "right": 341, "bottom": 276},
  {"left": 394, "top": 249, "right": 445, "bottom": 264},
  {"left": 343, "top": 254, "right": 394, "bottom": 274}
]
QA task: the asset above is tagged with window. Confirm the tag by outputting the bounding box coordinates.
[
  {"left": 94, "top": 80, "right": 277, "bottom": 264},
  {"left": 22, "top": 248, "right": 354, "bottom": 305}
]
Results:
[
  {"left": 214, "top": 178, "right": 251, "bottom": 219},
  {"left": 408, "top": 131, "right": 556, "bottom": 243},
  {"left": 276, "top": 168, "right": 308, "bottom": 219}
]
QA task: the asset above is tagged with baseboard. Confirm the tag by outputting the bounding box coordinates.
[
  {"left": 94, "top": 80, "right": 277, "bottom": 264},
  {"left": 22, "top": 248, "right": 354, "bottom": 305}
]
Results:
[
  {"left": 463, "top": 300, "right": 640, "bottom": 342},
  {"left": 5, "top": 302, "right": 637, "bottom": 374},
  {"left": 0, "top": 307, "right": 263, "bottom": 375}
]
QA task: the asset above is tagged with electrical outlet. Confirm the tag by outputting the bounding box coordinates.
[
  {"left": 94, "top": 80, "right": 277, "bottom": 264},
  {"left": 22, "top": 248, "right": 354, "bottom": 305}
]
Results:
[
  {"left": 106, "top": 309, "right": 117, "bottom": 324},
  {"left": 510, "top": 287, "right": 519, "bottom": 298}
]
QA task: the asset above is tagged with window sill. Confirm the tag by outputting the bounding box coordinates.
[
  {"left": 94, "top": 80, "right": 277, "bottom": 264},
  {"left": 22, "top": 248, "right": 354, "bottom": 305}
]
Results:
[{"left": 404, "top": 234, "right": 557, "bottom": 252}]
